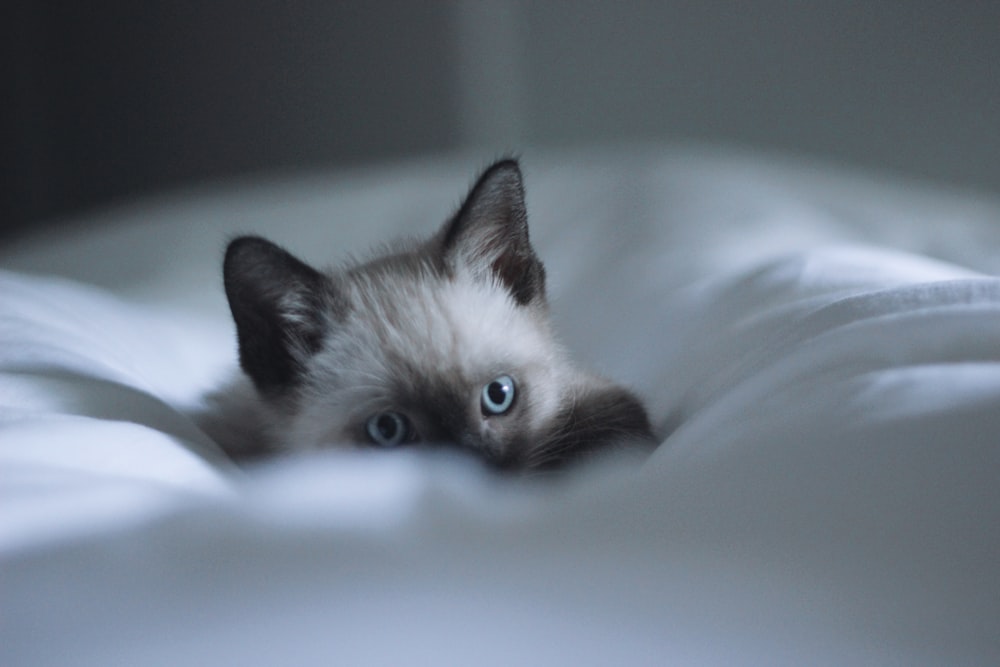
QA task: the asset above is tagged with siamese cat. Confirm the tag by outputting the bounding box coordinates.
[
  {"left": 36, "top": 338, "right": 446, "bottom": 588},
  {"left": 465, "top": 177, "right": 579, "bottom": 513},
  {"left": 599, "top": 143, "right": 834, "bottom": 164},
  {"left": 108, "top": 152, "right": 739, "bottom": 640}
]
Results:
[{"left": 198, "top": 159, "right": 655, "bottom": 471}]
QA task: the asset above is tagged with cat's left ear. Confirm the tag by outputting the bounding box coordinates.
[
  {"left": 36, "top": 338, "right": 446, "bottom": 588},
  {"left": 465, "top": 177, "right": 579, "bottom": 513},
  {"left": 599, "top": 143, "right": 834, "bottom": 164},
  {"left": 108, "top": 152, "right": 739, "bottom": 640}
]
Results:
[
  {"left": 223, "top": 236, "right": 330, "bottom": 395},
  {"left": 440, "top": 159, "right": 546, "bottom": 306}
]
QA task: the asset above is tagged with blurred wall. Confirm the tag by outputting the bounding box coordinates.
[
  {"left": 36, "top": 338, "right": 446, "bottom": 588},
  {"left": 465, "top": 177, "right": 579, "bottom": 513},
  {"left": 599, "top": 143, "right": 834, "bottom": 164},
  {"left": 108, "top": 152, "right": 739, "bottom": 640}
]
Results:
[
  {"left": 3, "top": 2, "right": 460, "bottom": 237},
  {"left": 517, "top": 0, "right": 1000, "bottom": 191},
  {"left": 4, "top": 1, "right": 999, "bottom": 238}
]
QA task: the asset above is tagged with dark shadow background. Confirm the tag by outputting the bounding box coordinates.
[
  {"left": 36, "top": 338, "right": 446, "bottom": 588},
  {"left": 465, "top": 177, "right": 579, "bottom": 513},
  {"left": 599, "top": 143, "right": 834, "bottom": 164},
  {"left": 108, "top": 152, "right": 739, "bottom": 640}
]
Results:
[{"left": 4, "top": 1, "right": 999, "bottom": 240}]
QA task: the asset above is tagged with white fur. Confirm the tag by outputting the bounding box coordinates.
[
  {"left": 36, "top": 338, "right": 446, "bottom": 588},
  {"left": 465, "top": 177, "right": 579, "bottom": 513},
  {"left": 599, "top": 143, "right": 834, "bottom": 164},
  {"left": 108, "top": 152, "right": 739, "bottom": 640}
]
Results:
[{"left": 280, "top": 267, "right": 574, "bottom": 454}]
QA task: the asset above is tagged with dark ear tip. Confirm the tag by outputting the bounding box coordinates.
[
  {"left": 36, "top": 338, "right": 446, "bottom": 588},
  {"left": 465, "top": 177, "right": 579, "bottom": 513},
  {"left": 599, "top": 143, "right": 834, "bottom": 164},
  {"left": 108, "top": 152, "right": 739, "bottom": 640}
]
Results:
[
  {"left": 479, "top": 157, "right": 523, "bottom": 185},
  {"left": 227, "top": 234, "right": 260, "bottom": 247},
  {"left": 226, "top": 235, "right": 268, "bottom": 251},
  {"left": 224, "top": 235, "right": 276, "bottom": 267},
  {"left": 488, "top": 156, "right": 521, "bottom": 171},
  {"left": 224, "top": 236, "right": 316, "bottom": 288}
]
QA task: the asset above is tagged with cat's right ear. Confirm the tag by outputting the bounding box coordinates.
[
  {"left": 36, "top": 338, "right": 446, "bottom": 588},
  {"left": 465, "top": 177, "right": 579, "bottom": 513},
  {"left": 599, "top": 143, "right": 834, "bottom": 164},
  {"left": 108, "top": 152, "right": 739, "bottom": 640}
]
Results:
[
  {"left": 223, "top": 236, "right": 330, "bottom": 395},
  {"left": 440, "top": 159, "right": 546, "bottom": 306}
]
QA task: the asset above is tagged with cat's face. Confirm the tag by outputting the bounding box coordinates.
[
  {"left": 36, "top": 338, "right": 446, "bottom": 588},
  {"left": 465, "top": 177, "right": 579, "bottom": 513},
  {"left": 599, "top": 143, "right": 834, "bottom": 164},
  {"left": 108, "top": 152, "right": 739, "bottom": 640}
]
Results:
[
  {"left": 285, "top": 257, "right": 575, "bottom": 468},
  {"left": 223, "top": 160, "right": 654, "bottom": 470}
]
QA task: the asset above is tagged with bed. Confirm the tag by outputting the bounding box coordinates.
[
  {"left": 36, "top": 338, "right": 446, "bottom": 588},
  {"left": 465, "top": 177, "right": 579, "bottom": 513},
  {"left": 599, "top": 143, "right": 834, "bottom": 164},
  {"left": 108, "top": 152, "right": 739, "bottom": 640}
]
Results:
[{"left": 3, "top": 145, "right": 999, "bottom": 665}]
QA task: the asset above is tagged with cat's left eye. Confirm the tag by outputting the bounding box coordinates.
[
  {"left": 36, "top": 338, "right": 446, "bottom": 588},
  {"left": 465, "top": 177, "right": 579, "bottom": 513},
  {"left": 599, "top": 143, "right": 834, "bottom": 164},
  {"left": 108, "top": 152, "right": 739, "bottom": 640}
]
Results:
[
  {"left": 481, "top": 375, "right": 516, "bottom": 416},
  {"left": 365, "top": 411, "right": 411, "bottom": 447}
]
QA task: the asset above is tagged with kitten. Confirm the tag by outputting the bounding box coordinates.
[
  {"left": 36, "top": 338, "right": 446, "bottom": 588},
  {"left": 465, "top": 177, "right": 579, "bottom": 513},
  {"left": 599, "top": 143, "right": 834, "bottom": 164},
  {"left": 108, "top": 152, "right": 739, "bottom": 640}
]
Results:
[{"left": 198, "top": 159, "right": 655, "bottom": 471}]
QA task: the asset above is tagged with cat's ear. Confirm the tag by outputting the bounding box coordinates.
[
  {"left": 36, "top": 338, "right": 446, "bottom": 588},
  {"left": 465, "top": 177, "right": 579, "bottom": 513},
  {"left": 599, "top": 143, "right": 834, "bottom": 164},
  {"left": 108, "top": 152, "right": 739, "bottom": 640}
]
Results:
[
  {"left": 223, "top": 236, "right": 331, "bottom": 394},
  {"left": 440, "top": 159, "right": 546, "bottom": 305}
]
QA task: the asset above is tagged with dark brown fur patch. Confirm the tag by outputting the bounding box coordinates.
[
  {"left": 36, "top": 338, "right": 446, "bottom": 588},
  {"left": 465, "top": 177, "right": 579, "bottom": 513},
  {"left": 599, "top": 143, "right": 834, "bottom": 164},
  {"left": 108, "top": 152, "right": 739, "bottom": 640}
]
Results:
[{"left": 527, "top": 385, "right": 657, "bottom": 471}]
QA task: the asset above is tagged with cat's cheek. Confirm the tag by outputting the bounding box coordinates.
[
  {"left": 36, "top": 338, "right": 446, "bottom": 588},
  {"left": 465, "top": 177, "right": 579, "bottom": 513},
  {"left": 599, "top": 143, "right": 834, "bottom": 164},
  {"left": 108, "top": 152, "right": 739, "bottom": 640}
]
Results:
[
  {"left": 519, "top": 372, "right": 570, "bottom": 436},
  {"left": 278, "top": 411, "right": 352, "bottom": 452}
]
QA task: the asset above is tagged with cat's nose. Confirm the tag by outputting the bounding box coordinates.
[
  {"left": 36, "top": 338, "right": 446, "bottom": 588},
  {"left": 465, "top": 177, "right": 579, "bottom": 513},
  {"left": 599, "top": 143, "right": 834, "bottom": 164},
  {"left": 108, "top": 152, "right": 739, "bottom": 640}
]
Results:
[
  {"left": 457, "top": 431, "right": 512, "bottom": 469},
  {"left": 457, "top": 431, "right": 486, "bottom": 453}
]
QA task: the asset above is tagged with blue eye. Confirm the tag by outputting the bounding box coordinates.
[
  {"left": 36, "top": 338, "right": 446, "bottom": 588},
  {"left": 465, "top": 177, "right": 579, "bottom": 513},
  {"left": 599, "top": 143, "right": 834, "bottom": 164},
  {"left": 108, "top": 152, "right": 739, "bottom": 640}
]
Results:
[
  {"left": 365, "top": 411, "right": 411, "bottom": 447},
  {"left": 481, "top": 375, "right": 516, "bottom": 415}
]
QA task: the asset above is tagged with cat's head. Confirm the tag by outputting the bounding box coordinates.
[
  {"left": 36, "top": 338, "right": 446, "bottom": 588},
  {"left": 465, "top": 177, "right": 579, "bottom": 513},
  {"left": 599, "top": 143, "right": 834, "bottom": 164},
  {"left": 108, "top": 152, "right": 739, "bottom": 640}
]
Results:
[{"left": 223, "top": 159, "right": 654, "bottom": 470}]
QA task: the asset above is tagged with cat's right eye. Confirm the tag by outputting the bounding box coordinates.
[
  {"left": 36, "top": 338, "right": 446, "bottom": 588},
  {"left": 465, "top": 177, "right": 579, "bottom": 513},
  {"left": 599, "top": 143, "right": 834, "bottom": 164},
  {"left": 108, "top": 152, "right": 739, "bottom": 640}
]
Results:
[
  {"left": 365, "top": 411, "right": 411, "bottom": 447},
  {"left": 481, "top": 375, "right": 516, "bottom": 416}
]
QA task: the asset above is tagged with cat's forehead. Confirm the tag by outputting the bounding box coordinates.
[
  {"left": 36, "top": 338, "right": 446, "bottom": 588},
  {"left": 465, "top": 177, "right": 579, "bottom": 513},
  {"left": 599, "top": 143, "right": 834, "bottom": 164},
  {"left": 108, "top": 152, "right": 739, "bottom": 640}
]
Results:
[{"left": 331, "top": 264, "right": 553, "bottom": 372}]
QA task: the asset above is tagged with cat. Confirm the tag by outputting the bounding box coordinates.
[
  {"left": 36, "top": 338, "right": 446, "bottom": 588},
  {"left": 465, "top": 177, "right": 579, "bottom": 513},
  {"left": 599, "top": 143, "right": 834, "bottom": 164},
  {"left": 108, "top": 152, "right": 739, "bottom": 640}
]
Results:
[{"left": 197, "top": 159, "right": 655, "bottom": 471}]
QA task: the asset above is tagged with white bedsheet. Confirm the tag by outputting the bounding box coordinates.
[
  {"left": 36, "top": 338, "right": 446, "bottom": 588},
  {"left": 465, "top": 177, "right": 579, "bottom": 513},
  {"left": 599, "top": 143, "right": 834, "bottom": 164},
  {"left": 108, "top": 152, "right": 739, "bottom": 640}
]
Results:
[{"left": 2, "top": 146, "right": 999, "bottom": 665}]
